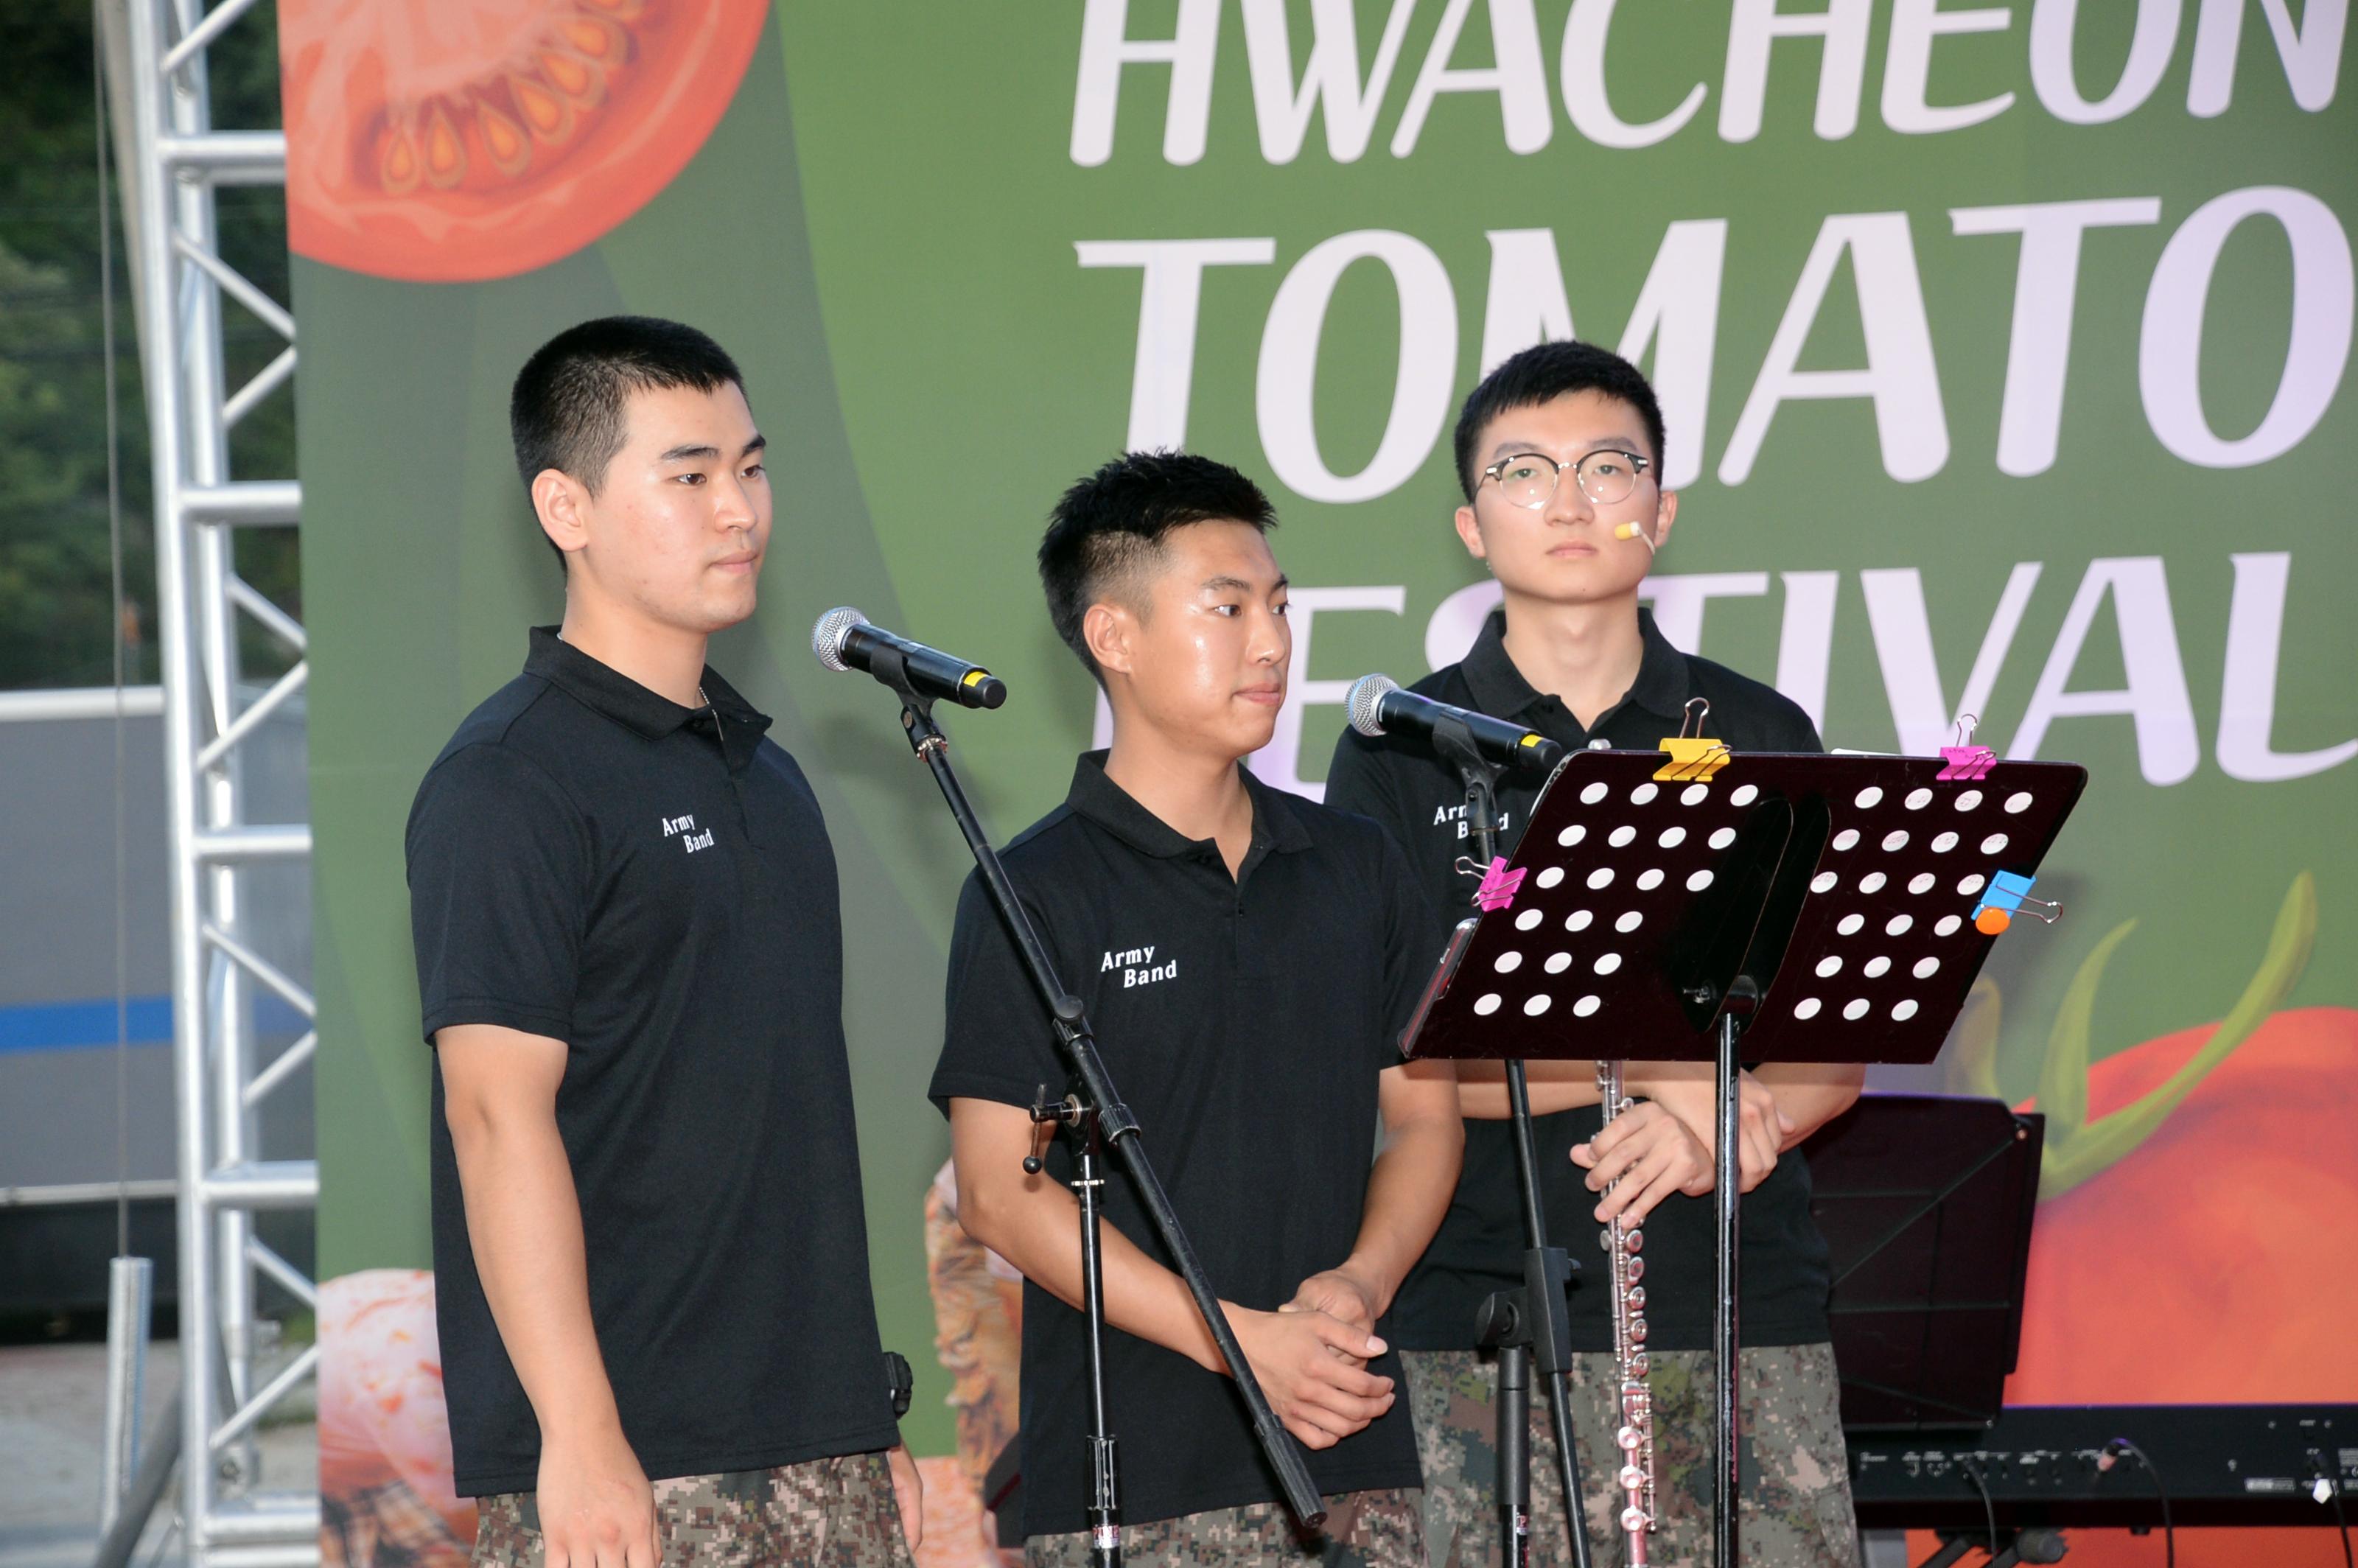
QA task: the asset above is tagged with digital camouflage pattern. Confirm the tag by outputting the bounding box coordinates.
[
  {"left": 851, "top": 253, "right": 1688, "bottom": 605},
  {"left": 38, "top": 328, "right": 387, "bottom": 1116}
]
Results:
[
  {"left": 470, "top": 1452, "right": 912, "bottom": 1568},
  {"left": 1024, "top": 1487, "right": 1424, "bottom": 1568},
  {"left": 1402, "top": 1345, "right": 1857, "bottom": 1568}
]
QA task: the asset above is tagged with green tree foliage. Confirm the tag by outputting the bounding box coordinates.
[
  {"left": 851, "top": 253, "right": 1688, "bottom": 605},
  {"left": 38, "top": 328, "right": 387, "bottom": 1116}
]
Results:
[{"left": 0, "top": 0, "right": 297, "bottom": 690}]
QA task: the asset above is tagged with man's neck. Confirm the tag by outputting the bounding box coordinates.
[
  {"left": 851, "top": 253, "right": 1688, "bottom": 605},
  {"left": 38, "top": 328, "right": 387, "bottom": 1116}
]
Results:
[
  {"left": 1102, "top": 723, "right": 1256, "bottom": 875},
  {"left": 558, "top": 597, "right": 710, "bottom": 709},
  {"left": 1496, "top": 587, "right": 1647, "bottom": 730}
]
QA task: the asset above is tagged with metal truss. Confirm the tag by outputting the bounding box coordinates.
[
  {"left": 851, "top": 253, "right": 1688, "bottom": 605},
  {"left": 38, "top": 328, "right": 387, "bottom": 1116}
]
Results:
[{"left": 119, "top": 1, "right": 318, "bottom": 1564}]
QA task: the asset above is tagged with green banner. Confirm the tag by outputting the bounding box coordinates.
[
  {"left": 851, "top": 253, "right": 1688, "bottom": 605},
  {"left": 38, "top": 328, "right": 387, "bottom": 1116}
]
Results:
[{"left": 295, "top": 1, "right": 2354, "bottom": 1550}]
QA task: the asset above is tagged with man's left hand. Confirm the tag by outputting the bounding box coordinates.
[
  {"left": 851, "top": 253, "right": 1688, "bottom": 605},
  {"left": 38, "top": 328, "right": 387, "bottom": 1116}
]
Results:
[
  {"left": 1284, "top": 1268, "right": 1382, "bottom": 1345},
  {"left": 1572, "top": 1099, "right": 1715, "bottom": 1223},
  {"left": 884, "top": 1444, "right": 923, "bottom": 1552}
]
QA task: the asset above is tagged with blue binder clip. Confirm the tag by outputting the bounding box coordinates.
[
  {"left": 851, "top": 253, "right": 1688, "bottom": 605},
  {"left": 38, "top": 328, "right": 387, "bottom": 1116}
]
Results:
[{"left": 1973, "top": 869, "right": 2061, "bottom": 935}]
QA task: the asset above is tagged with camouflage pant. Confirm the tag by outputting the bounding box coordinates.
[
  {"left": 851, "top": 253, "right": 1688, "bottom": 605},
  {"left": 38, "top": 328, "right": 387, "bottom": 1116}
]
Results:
[
  {"left": 470, "top": 1451, "right": 911, "bottom": 1568},
  {"left": 1026, "top": 1487, "right": 1425, "bottom": 1568},
  {"left": 1402, "top": 1345, "right": 1858, "bottom": 1568}
]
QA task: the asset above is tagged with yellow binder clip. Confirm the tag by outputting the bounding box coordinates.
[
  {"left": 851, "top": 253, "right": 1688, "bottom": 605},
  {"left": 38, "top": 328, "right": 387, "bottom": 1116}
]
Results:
[{"left": 1654, "top": 698, "right": 1732, "bottom": 782}]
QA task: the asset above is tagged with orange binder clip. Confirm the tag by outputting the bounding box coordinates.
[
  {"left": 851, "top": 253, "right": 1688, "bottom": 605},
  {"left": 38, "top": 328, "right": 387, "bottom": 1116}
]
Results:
[{"left": 1655, "top": 698, "right": 1732, "bottom": 782}]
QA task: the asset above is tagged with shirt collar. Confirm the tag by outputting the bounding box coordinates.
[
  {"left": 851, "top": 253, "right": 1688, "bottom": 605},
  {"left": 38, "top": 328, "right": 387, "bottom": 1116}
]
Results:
[
  {"left": 1064, "top": 750, "right": 1315, "bottom": 860},
  {"left": 1626, "top": 609, "right": 1693, "bottom": 722},
  {"left": 523, "top": 626, "right": 772, "bottom": 743},
  {"left": 1458, "top": 606, "right": 1692, "bottom": 728}
]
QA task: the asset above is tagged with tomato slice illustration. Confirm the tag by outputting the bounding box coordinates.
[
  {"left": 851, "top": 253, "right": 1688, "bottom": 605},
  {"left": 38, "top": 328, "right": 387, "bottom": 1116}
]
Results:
[{"left": 281, "top": 0, "right": 768, "bottom": 282}]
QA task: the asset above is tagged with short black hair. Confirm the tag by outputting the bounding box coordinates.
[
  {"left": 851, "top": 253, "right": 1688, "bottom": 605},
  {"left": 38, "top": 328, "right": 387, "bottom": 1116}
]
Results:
[
  {"left": 1452, "top": 340, "right": 1667, "bottom": 503},
  {"left": 1039, "top": 451, "right": 1278, "bottom": 682},
  {"left": 509, "top": 316, "right": 746, "bottom": 565}
]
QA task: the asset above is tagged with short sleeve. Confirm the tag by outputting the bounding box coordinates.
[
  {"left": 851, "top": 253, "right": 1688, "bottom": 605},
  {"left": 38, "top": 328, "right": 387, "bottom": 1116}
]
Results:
[
  {"left": 406, "top": 743, "right": 590, "bottom": 1046},
  {"left": 928, "top": 867, "right": 1063, "bottom": 1116},
  {"left": 1374, "top": 827, "right": 1446, "bottom": 1068}
]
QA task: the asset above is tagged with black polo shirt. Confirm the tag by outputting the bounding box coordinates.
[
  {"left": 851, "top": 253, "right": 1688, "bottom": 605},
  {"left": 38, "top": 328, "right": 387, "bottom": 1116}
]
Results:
[
  {"left": 1323, "top": 607, "right": 1835, "bottom": 1354},
  {"left": 407, "top": 628, "right": 900, "bottom": 1496},
  {"left": 928, "top": 754, "right": 1432, "bottom": 1537}
]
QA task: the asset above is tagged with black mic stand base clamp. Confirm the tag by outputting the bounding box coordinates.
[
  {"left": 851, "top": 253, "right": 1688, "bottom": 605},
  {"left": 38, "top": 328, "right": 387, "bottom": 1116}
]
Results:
[
  {"left": 1474, "top": 1294, "right": 1533, "bottom": 1568},
  {"left": 1475, "top": 1241, "right": 1582, "bottom": 1568}
]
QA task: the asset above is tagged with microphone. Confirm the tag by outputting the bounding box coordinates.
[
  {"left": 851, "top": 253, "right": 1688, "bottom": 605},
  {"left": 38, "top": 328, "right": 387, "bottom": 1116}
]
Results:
[
  {"left": 1347, "top": 674, "right": 1562, "bottom": 778},
  {"left": 812, "top": 608, "right": 1007, "bottom": 710}
]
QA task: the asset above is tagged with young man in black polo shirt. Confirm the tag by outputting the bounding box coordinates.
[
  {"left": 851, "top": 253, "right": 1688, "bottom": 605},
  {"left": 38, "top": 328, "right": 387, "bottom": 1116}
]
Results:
[
  {"left": 1324, "top": 342, "right": 1865, "bottom": 1567},
  {"left": 407, "top": 317, "right": 920, "bottom": 1568},
  {"left": 929, "top": 452, "right": 1464, "bottom": 1567}
]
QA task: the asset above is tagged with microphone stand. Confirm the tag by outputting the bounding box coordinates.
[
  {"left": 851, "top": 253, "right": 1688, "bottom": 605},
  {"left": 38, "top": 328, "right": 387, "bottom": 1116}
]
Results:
[
  {"left": 1431, "top": 719, "right": 1594, "bottom": 1568},
  {"left": 1711, "top": 979, "right": 1757, "bottom": 1568},
  {"left": 868, "top": 648, "right": 1326, "bottom": 1566}
]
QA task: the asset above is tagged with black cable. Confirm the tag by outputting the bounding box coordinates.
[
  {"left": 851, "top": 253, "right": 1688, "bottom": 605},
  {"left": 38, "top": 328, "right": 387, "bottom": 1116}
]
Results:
[
  {"left": 2310, "top": 1449, "right": 2354, "bottom": 1568},
  {"left": 1959, "top": 1457, "right": 1999, "bottom": 1564},
  {"left": 2102, "top": 1437, "right": 2173, "bottom": 1568}
]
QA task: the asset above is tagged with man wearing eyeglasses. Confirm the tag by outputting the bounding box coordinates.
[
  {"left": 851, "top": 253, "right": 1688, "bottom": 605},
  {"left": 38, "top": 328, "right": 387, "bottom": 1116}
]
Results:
[{"left": 1325, "top": 342, "right": 1864, "bottom": 1567}]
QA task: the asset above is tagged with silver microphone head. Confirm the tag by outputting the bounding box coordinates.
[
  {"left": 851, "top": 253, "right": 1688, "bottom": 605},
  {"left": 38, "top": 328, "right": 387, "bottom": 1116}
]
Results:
[
  {"left": 1347, "top": 673, "right": 1399, "bottom": 738},
  {"left": 811, "top": 606, "right": 870, "bottom": 672}
]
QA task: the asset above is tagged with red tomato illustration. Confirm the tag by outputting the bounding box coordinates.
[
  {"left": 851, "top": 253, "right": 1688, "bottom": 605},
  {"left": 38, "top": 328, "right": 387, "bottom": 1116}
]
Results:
[
  {"left": 2007, "top": 1007, "right": 2358, "bottom": 1406},
  {"left": 280, "top": 0, "right": 768, "bottom": 281}
]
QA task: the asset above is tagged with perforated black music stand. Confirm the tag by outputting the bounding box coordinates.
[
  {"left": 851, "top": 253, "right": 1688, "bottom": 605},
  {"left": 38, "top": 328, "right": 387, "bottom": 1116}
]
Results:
[{"left": 1403, "top": 747, "right": 2088, "bottom": 1564}]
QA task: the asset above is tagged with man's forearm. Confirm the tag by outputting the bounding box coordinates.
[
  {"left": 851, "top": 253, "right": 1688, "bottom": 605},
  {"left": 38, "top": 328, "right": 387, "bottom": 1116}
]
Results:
[
  {"left": 1754, "top": 1061, "right": 1866, "bottom": 1149},
  {"left": 449, "top": 1114, "right": 626, "bottom": 1443},
  {"left": 1455, "top": 1058, "right": 1603, "bottom": 1119},
  {"left": 960, "top": 1166, "right": 1228, "bottom": 1373},
  {"left": 1336, "top": 1116, "right": 1463, "bottom": 1314}
]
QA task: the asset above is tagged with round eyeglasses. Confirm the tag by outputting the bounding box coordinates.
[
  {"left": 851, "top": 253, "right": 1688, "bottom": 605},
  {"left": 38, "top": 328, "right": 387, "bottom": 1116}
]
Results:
[{"left": 1480, "top": 450, "right": 1653, "bottom": 509}]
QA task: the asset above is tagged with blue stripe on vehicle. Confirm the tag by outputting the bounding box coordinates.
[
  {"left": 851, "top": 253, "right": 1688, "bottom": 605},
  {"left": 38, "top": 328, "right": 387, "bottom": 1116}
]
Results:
[{"left": 0, "top": 994, "right": 310, "bottom": 1054}]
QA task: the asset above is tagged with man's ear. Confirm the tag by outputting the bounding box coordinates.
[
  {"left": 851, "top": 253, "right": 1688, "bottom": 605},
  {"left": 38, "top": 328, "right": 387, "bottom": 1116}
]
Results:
[
  {"left": 532, "top": 469, "right": 589, "bottom": 557},
  {"left": 1652, "top": 487, "right": 1679, "bottom": 551},
  {"left": 1452, "top": 503, "right": 1487, "bottom": 563},
  {"left": 1082, "top": 600, "right": 1138, "bottom": 682}
]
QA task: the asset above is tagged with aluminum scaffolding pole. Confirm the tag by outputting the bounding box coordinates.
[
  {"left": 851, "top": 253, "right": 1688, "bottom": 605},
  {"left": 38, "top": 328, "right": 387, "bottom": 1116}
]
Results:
[{"left": 118, "top": 1, "right": 318, "bottom": 1564}]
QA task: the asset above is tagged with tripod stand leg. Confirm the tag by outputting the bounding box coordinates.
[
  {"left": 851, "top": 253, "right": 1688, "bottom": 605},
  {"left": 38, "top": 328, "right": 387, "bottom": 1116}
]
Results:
[
  {"left": 1544, "top": 1371, "right": 1589, "bottom": 1568},
  {"left": 1714, "top": 1009, "right": 1743, "bottom": 1568}
]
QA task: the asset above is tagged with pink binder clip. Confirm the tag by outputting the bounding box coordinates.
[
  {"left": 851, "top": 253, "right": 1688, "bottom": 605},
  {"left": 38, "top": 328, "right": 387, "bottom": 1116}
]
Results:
[
  {"left": 1938, "top": 746, "right": 1996, "bottom": 781},
  {"left": 1474, "top": 858, "right": 1526, "bottom": 911},
  {"left": 1937, "top": 715, "right": 1996, "bottom": 780}
]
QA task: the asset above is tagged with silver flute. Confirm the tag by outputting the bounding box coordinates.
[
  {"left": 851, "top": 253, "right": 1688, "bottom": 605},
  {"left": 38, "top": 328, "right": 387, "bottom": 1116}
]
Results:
[{"left": 1595, "top": 1059, "right": 1657, "bottom": 1563}]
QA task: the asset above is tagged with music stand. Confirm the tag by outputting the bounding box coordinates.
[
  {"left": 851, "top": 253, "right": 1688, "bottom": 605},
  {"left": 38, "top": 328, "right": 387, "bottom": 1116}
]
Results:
[
  {"left": 1808, "top": 1094, "right": 2046, "bottom": 1430},
  {"left": 1404, "top": 747, "right": 2087, "bottom": 1564}
]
